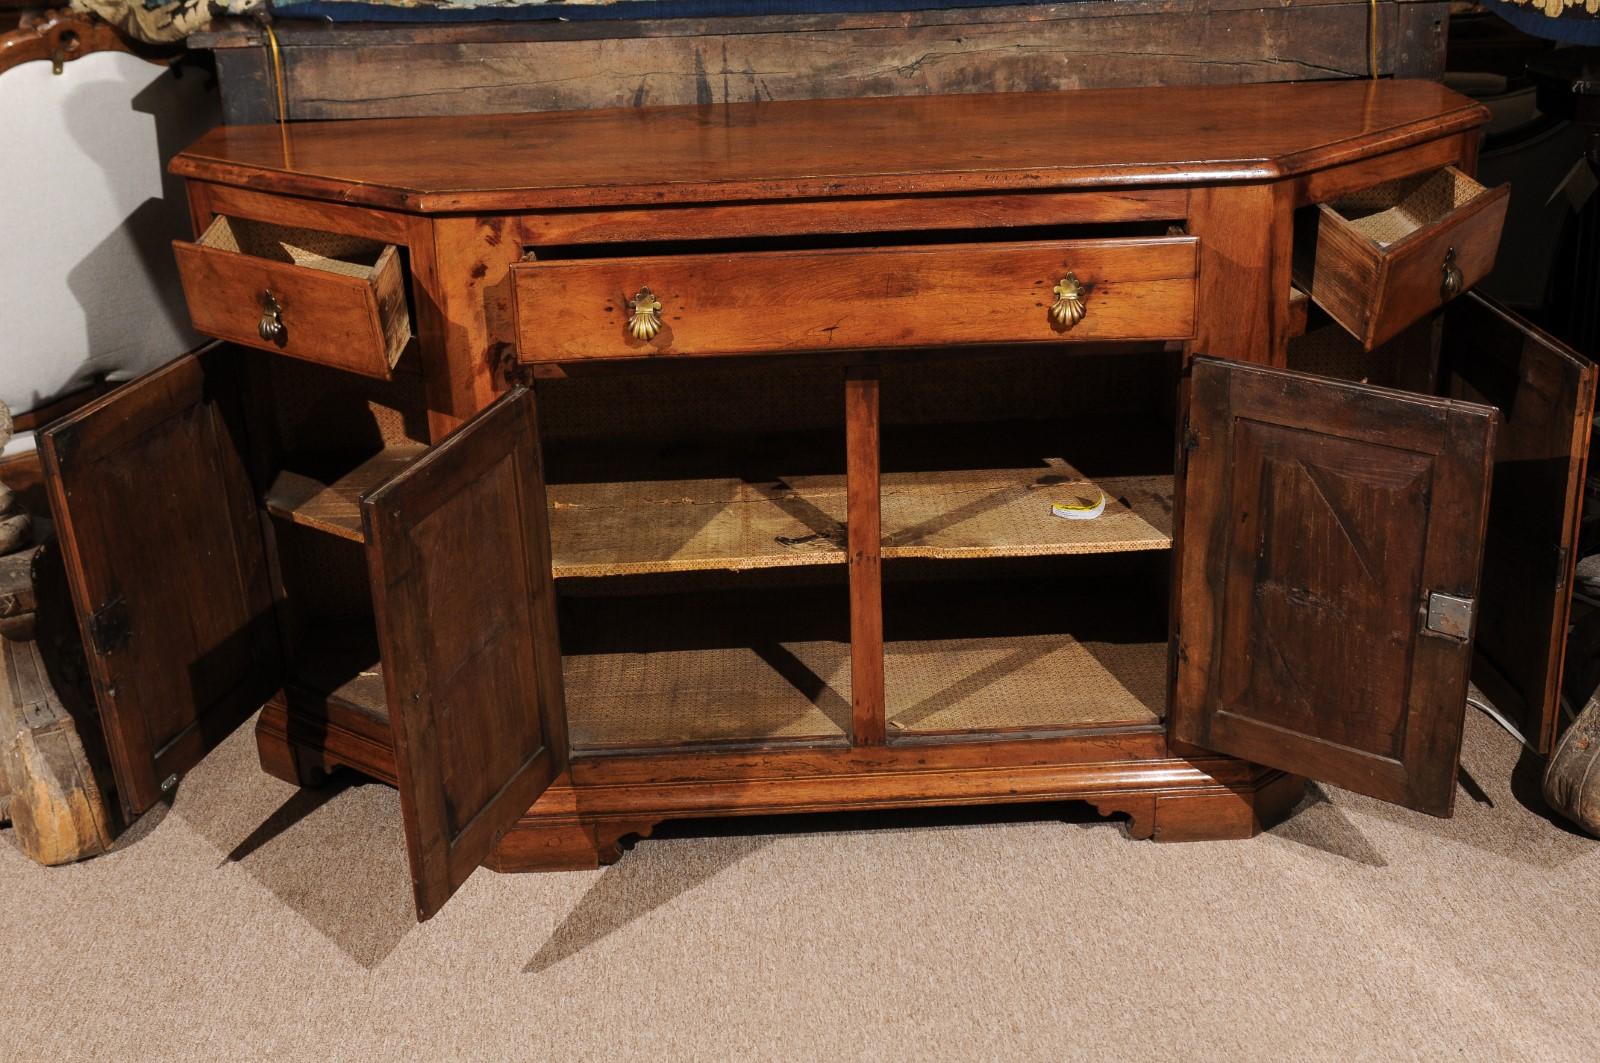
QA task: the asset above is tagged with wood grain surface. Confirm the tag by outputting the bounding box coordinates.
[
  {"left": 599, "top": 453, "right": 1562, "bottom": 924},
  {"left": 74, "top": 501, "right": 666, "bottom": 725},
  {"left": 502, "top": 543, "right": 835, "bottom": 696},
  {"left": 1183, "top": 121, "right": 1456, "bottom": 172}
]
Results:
[
  {"left": 846, "top": 370, "right": 886, "bottom": 747},
  {"left": 513, "top": 238, "right": 1198, "bottom": 362},
  {"left": 1295, "top": 171, "right": 1509, "bottom": 348},
  {"left": 192, "top": 1, "right": 1449, "bottom": 125},
  {"left": 174, "top": 224, "right": 411, "bottom": 379},
  {"left": 1174, "top": 357, "right": 1496, "bottom": 815},
  {"left": 362, "top": 388, "right": 567, "bottom": 920},
  {"left": 1439, "top": 294, "right": 1596, "bottom": 755},
  {"left": 170, "top": 80, "right": 1486, "bottom": 213},
  {"left": 40, "top": 351, "right": 281, "bottom": 817}
]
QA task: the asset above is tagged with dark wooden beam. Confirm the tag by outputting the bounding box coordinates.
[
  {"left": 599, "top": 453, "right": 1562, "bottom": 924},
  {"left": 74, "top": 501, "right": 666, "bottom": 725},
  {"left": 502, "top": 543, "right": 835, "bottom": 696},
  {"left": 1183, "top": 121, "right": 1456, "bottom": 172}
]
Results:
[{"left": 194, "top": 0, "right": 1449, "bottom": 125}]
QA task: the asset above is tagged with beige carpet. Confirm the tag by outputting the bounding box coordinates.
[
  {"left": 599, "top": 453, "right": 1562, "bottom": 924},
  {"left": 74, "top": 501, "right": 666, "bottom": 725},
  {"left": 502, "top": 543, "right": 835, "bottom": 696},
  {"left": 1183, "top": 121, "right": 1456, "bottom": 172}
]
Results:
[{"left": 0, "top": 709, "right": 1594, "bottom": 1061}]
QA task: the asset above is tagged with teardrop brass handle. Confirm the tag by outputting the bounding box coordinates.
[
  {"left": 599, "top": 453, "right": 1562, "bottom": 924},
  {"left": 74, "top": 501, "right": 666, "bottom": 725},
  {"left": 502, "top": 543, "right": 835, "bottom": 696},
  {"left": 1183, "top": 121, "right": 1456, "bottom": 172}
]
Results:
[
  {"left": 1440, "top": 247, "right": 1464, "bottom": 300},
  {"left": 627, "top": 286, "right": 663, "bottom": 341},
  {"left": 1050, "top": 273, "right": 1087, "bottom": 331},
  {"left": 257, "top": 290, "right": 286, "bottom": 345}
]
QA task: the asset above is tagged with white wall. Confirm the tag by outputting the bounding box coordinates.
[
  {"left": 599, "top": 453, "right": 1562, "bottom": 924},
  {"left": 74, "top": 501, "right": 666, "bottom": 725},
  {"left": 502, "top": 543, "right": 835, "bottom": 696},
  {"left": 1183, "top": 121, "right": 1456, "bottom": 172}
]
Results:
[{"left": 0, "top": 50, "right": 220, "bottom": 431}]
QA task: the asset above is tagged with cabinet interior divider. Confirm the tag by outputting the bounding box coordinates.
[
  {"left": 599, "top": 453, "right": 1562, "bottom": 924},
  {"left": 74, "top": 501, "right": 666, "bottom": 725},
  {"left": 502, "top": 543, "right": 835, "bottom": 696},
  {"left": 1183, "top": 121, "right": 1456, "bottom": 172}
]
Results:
[{"left": 845, "top": 367, "right": 887, "bottom": 746}]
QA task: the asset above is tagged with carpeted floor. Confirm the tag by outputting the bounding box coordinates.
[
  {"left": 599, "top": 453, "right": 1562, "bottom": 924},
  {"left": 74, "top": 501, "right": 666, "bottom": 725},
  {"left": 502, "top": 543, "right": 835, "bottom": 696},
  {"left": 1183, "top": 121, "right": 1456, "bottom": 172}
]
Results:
[{"left": 0, "top": 708, "right": 1594, "bottom": 1061}]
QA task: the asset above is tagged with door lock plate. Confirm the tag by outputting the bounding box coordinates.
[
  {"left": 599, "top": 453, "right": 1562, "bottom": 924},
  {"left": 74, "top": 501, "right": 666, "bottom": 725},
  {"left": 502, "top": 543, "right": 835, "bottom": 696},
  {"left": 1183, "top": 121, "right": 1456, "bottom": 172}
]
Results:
[{"left": 1425, "top": 592, "right": 1475, "bottom": 640}]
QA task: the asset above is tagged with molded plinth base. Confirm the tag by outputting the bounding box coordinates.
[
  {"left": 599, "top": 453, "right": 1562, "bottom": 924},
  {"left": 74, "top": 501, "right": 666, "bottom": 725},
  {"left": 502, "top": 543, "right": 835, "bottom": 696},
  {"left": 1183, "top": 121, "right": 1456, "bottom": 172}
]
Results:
[{"left": 486, "top": 739, "right": 1305, "bottom": 871}]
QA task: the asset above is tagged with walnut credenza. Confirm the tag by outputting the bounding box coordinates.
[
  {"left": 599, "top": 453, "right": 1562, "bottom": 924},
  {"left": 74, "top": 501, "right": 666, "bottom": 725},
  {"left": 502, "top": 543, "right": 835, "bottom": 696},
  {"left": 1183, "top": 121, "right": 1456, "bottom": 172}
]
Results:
[{"left": 39, "top": 80, "right": 1594, "bottom": 920}]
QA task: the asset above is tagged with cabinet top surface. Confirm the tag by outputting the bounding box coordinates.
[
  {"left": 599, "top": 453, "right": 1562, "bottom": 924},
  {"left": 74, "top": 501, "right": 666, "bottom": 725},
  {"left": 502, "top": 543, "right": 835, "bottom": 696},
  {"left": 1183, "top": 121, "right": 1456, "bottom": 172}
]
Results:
[{"left": 172, "top": 79, "right": 1485, "bottom": 213}]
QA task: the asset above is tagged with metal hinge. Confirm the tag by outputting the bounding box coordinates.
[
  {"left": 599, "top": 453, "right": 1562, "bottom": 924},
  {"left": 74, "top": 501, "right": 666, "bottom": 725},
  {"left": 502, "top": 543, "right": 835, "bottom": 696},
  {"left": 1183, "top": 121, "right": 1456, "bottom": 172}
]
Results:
[
  {"left": 87, "top": 596, "right": 131, "bottom": 656},
  {"left": 1424, "top": 591, "right": 1475, "bottom": 640}
]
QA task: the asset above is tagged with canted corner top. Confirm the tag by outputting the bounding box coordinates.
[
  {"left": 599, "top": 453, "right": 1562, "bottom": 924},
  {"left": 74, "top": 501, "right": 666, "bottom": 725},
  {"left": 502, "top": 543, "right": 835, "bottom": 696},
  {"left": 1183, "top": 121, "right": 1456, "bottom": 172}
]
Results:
[{"left": 170, "top": 79, "right": 1488, "bottom": 214}]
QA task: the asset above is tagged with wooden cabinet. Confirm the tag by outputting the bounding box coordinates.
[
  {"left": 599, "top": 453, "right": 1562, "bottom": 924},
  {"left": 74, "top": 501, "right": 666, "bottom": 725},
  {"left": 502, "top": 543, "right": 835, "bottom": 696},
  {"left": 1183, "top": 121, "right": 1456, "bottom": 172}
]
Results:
[{"left": 39, "top": 80, "right": 1594, "bottom": 920}]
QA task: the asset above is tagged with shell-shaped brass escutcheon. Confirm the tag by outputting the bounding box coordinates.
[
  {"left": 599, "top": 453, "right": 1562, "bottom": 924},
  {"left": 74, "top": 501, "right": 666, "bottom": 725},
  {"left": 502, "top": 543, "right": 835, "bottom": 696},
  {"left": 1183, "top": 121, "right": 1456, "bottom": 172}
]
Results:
[
  {"left": 257, "top": 289, "right": 286, "bottom": 345},
  {"left": 627, "top": 286, "right": 664, "bottom": 341},
  {"left": 1440, "top": 246, "right": 1464, "bottom": 300},
  {"left": 1050, "top": 273, "right": 1087, "bottom": 331}
]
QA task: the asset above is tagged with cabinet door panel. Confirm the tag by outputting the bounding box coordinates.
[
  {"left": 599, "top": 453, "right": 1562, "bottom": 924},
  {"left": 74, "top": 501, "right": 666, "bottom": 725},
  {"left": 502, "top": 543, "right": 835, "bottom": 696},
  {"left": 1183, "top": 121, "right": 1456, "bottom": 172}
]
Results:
[
  {"left": 363, "top": 388, "right": 566, "bottom": 921},
  {"left": 1174, "top": 357, "right": 1497, "bottom": 815},
  {"left": 40, "top": 350, "right": 280, "bottom": 817},
  {"left": 1439, "top": 293, "right": 1595, "bottom": 753}
]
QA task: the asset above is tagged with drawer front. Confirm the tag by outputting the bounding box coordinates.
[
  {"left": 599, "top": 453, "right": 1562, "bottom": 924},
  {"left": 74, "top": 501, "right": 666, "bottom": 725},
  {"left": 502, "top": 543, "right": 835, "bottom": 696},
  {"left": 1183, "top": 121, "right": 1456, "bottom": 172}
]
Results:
[
  {"left": 1364, "top": 185, "right": 1509, "bottom": 347},
  {"left": 1294, "top": 168, "right": 1510, "bottom": 350},
  {"left": 173, "top": 236, "right": 410, "bottom": 379},
  {"left": 512, "top": 237, "right": 1198, "bottom": 363}
]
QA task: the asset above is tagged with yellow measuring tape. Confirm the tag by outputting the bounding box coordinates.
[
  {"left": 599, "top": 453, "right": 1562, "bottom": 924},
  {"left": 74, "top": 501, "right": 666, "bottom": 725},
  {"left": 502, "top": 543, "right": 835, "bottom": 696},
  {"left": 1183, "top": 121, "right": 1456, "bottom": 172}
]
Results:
[{"left": 1051, "top": 489, "right": 1107, "bottom": 521}]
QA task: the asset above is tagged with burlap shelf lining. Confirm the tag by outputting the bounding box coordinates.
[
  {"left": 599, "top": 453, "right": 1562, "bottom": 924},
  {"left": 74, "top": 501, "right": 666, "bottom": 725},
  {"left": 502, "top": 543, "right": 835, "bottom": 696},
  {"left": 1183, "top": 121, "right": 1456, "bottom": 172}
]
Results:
[
  {"left": 885, "top": 631, "right": 1165, "bottom": 734},
  {"left": 292, "top": 607, "right": 1166, "bottom": 748},
  {"left": 550, "top": 466, "right": 1173, "bottom": 577},
  {"left": 201, "top": 215, "right": 389, "bottom": 279},
  {"left": 1333, "top": 167, "right": 1487, "bottom": 249},
  {"left": 264, "top": 446, "right": 1174, "bottom": 576}
]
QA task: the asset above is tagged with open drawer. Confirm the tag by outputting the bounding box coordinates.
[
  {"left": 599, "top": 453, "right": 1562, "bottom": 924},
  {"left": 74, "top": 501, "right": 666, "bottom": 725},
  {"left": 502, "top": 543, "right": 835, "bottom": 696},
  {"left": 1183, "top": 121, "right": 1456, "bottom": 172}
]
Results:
[
  {"left": 511, "top": 236, "right": 1198, "bottom": 363},
  {"left": 39, "top": 350, "right": 564, "bottom": 921},
  {"left": 173, "top": 216, "right": 413, "bottom": 378},
  {"left": 1293, "top": 167, "right": 1509, "bottom": 349}
]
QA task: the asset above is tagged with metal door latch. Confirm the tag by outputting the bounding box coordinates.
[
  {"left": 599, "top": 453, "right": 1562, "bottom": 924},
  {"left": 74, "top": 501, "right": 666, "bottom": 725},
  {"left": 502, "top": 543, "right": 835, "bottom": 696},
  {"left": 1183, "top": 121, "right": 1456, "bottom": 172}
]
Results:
[{"left": 1425, "top": 592, "right": 1475, "bottom": 639}]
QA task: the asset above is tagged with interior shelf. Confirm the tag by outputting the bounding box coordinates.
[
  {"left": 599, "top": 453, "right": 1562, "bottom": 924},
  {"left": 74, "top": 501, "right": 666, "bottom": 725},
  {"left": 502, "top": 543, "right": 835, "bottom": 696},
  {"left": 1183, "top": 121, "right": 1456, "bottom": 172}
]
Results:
[
  {"left": 549, "top": 475, "right": 848, "bottom": 577},
  {"left": 564, "top": 640, "right": 851, "bottom": 750},
  {"left": 880, "top": 467, "right": 1170, "bottom": 559},
  {"left": 286, "top": 627, "right": 391, "bottom": 725},
  {"left": 288, "top": 590, "right": 855, "bottom": 752},
  {"left": 264, "top": 437, "right": 1171, "bottom": 575},
  {"left": 292, "top": 640, "right": 854, "bottom": 753},
  {"left": 285, "top": 553, "right": 1168, "bottom": 750},
  {"left": 886, "top": 630, "right": 1166, "bottom": 735},
  {"left": 264, "top": 445, "right": 426, "bottom": 543},
  {"left": 883, "top": 564, "right": 1169, "bottom": 736},
  {"left": 559, "top": 587, "right": 851, "bottom": 751},
  {"left": 263, "top": 453, "right": 853, "bottom": 575}
]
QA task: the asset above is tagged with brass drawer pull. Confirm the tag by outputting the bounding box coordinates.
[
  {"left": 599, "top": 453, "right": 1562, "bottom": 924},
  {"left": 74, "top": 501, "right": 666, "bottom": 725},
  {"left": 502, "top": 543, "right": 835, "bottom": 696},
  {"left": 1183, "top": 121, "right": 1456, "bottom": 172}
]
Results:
[
  {"left": 1050, "top": 273, "right": 1086, "bottom": 331},
  {"left": 627, "top": 286, "right": 663, "bottom": 340},
  {"left": 1440, "top": 246, "right": 1464, "bottom": 300},
  {"left": 257, "top": 289, "right": 286, "bottom": 345}
]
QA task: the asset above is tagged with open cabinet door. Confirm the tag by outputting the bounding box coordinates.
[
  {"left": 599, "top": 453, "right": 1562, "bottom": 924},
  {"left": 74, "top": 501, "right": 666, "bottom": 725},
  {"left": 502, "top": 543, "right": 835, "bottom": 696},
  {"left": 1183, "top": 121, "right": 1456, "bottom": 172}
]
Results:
[
  {"left": 362, "top": 388, "right": 567, "bottom": 921},
  {"left": 40, "top": 349, "right": 282, "bottom": 817},
  {"left": 1173, "top": 357, "right": 1497, "bottom": 816},
  {"left": 1438, "top": 293, "right": 1596, "bottom": 753}
]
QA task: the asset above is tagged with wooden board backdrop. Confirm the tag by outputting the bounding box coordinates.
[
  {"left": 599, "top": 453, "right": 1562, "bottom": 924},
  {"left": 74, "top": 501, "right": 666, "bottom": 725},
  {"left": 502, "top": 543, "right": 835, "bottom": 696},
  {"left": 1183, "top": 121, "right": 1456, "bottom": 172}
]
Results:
[{"left": 194, "top": 0, "right": 1448, "bottom": 124}]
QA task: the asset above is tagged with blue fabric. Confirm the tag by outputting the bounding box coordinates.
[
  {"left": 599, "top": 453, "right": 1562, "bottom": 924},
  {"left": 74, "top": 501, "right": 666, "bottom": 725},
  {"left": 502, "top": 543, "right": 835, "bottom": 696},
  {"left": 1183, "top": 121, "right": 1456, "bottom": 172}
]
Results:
[
  {"left": 273, "top": 0, "right": 1057, "bottom": 23},
  {"left": 1482, "top": 0, "right": 1600, "bottom": 45}
]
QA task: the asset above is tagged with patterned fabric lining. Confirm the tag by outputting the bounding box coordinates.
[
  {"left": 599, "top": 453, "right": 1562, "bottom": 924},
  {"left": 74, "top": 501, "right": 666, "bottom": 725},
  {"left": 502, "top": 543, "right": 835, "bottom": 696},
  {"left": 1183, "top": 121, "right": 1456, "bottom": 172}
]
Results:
[
  {"left": 1334, "top": 169, "right": 1485, "bottom": 248},
  {"left": 203, "top": 216, "right": 386, "bottom": 280}
]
